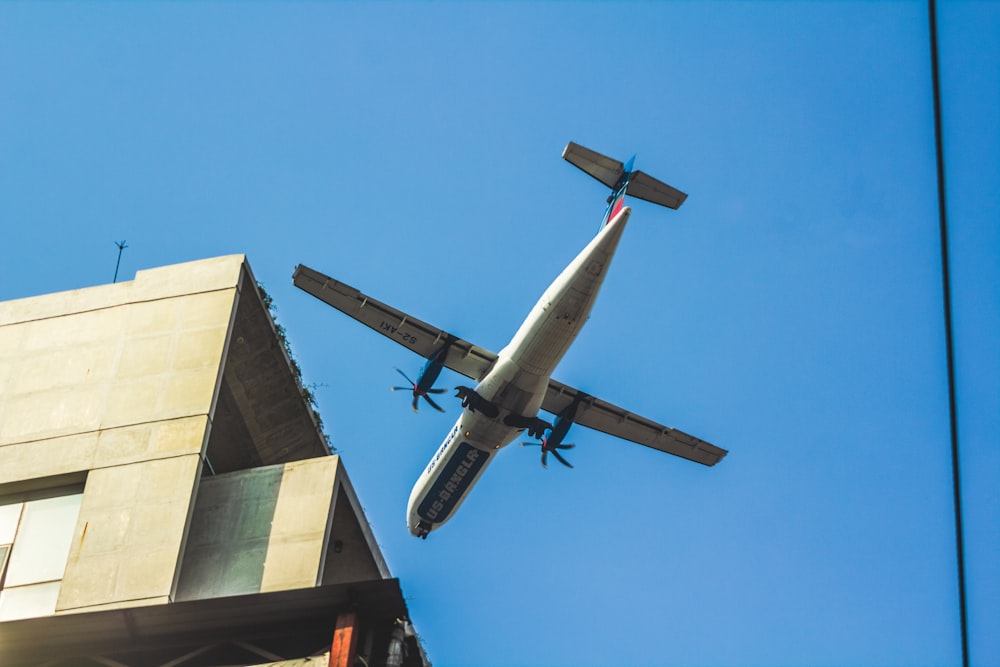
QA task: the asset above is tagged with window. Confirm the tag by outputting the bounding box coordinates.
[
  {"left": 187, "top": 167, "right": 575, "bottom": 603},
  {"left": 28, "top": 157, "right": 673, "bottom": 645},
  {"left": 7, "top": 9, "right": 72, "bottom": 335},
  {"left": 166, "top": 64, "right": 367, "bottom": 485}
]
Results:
[
  {"left": 0, "top": 490, "right": 82, "bottom": 621},
  {"left": 0, "top": 545, "right": 10, "bottom": 585}
]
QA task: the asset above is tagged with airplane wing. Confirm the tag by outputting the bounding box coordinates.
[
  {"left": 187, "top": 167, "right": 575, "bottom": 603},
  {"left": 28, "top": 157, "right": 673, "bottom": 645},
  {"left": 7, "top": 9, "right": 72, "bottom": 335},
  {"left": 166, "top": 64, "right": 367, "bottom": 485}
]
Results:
[
  {"left": 295, "top": 264, "right": 725, "bottom": 467},
  {"left": 541, "top": 380, "right": 727, "bottom": 466},
  {"left": 293, "top": 265, "right": 497, "bottom": 381}
]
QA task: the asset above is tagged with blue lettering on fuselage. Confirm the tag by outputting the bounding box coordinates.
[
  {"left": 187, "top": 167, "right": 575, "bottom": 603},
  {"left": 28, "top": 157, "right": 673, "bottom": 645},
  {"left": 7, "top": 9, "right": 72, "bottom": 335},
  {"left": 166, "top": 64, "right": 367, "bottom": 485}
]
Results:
[
  {"left": 418, "top": 442, "right": 490, "bottom": 524},
  {"left": 426, "top": 424, "right": 460, "bottom": 475}
]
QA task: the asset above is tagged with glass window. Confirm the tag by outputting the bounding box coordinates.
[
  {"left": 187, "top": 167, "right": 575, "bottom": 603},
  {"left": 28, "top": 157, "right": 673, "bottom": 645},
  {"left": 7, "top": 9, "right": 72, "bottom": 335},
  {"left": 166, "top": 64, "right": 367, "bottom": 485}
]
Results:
[
  {"left": 0, "top": 581, "right": 62, "bottom": 622},
  {"left": 4, "top": 494, "right": 82, "bottom": 587},
  {"left": 0, "top": 502, "right": 22, "bottom": 544},
  {"left": 0, "top": 490, "right": 82, "bottom": 621},
  {"left": 0, "top": 544, "right": 9, "bottom": 584}
]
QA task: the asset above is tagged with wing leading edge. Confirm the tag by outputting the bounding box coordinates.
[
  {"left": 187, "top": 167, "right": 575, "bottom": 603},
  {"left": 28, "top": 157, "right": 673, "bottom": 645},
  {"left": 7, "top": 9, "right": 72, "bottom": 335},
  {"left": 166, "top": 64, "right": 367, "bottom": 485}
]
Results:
[
  {"left": 293, "top": 264, "right": 497, "bottom": 382},
  {"left": 541, "top": 380, "right": 726, "bottom": 466},
  {"left": 293, "top": 264, "right": 726, "bottom": 467}
]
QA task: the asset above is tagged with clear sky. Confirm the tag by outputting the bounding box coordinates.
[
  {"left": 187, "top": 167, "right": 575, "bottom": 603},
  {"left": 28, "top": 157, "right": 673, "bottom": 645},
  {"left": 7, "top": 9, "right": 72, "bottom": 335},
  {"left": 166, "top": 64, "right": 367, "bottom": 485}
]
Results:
[{"left": 1, "top": 2, "right": 997, "bottom": 666}]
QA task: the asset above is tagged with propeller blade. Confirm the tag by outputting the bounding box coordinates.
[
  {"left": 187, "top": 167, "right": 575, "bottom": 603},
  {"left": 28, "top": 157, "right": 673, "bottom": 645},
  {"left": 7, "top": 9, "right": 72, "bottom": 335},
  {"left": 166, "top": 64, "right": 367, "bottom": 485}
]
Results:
[
  {"left": 426, "top": 388, "right": 448, "bottom": 394},
  {"left": 394, "top": 367, "right": 416, "bottom": 387},
  {"left": 550, "top": 448, "right": 574, "bottom": 469},
  {"left": 422, "top": 394, "right": 446, "bottom": 413},
  {"left": 540, "top": 449, "right": 549, "bottom": 469},
  {"left": 411, "top": 395, "right": 420, "bottom": 413},
  {"left": 391, "top": 386, "right": 412, "bottom": 392}
]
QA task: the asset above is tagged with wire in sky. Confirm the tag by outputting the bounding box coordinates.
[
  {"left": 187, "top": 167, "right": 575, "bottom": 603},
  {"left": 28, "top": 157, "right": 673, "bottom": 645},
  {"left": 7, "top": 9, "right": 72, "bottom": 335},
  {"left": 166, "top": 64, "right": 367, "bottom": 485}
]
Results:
[{"left": 927, "top": 2, "right": 969, "bottom": 666}]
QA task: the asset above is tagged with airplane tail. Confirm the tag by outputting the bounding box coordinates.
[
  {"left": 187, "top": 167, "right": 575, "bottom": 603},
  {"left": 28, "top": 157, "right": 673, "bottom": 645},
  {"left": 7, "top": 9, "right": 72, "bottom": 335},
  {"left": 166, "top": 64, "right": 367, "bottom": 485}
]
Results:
[{"left": 562, "top": 141, "right": 687, "bottom": 227}]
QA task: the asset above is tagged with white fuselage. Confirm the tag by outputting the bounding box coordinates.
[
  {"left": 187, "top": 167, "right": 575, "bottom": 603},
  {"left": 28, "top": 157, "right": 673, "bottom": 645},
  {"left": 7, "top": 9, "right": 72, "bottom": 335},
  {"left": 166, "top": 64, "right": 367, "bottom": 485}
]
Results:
[{"left": 406, "top": 207, "right": 632, "bottom": 536}]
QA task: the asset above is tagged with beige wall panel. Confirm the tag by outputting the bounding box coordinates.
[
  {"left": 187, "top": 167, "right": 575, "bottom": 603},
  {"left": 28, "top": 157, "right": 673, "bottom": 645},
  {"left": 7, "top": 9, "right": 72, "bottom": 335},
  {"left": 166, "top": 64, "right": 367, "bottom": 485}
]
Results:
[
  {"left": 0, "top": 324, "right": 21, "bottom": 434},
  {"left": 260, "top": 539, "right": 326, "bottom": 592},
  {"left": 20, "top": 307, "right": 126, "bottom": 352},
  {"left": 101, "top": 291, "right": 232, "bottom": 430},
  {"left": 94, "top": 426, "right": 153, "bottom": 467},
  {"left": 101, "top": 367, "right": 218, "bottom": 429},
  {"left": 0, "top": 386, "right": 107, "bottom": 444},
  {"left": 151, "top": 415, "right": 211, "bottom": 457},
  {"left": 129, "top": 255, "right": 245, "bottom": 303},
  {"left": 124, "top": 298, "right": 182, "bottom": 337},
  {"left": 116, "top": 333, "right": 173, "bottom": 379},
  {"left": 0, "top": 317, "right": 25, "bottom": 354},
  {"left": 77, "top": 507, "right": 132, "bottom": 555},
  {"left": 260, "top": 458, "right": 338, "bottom": 593},
  {"left": 173, "top": 326, "right": 228, "bottom": 372},
  {"left": 0, "top": 283, "right": 128, "bottom": 327},
  {"left": 179, "top": 288, "right": 240, "bottom": 330},
  {"left": 270, "top": 494, "right": 330, "bottom": 540},
  {"left": 57, "top": 548, "right": 120, "bottom": 607},
  {"left": 0, "top": 416, "right": 209, "bottom": 488},
  {"left": 268, "top": 459, "right": 338, "bottom": 541},
  {"left": 93, "top": 416, "right": 208, "bottom": 468},
  {"left": 134, "top": 456, "right": 202, "bottom": 505},
  {"left": 1, "top": 282, "right": 236, "bottom": 447},
  {"left": 80, "top": 461, "right": 143, "bottom": 507},
  {"left": 10, "top": 341, "right": 118, "bottom": 395},
  {"left": 119, "top": 545, "right": 183, "bottom": 600},
  {"left": 0, "top": 359, "right": 10, "bottom": 431},
  {"left": 0, "top": 432, "right": 98, "bottom": 486},
  {"left": 277, "top": 457, "right": 339, "bottom": 499},
  {"left": 122, "top": 294, "right": 231, "bottom": 376},
  {"left": 58, "top": 454, "right": 201, "bottom": 612},
  {"left": 0, "top": 255, "right": 244, "bottom": 328},
  {"left": 100, "top": 375, "right": 168, "bottom": 428},
  {"left": 161, "top": 368, "right": 221, "bottom": 416}
]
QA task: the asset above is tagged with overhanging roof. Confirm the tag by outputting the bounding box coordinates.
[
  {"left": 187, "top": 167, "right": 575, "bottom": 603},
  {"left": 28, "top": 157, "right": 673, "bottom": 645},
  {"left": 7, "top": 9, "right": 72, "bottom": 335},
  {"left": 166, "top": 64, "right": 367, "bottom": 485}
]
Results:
[{"left": 0, "top": 579, "right": 416, "bottom": 666}]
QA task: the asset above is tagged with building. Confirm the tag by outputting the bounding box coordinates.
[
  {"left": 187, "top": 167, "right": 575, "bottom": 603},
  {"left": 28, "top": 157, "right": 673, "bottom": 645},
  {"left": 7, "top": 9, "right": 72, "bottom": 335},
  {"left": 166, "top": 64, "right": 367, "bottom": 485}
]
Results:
[{"left": 0, "top": 255, "right": 427, "bottom": 666}]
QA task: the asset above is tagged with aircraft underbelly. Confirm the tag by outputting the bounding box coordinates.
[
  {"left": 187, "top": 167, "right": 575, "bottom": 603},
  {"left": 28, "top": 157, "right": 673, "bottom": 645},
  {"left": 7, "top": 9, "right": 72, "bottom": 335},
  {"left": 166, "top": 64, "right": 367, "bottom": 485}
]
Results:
[
  {"left": 510, "top": 285, "right": 598, "bottom": 375},
  {"left": 503, "top": 207, "right": 628, "bottom": 376},
  {"left": 408, "top": 208, "right": 632, "bottom": 537},
  {"left": 406, "top": 412, "right": 514, "bottom": 536}
]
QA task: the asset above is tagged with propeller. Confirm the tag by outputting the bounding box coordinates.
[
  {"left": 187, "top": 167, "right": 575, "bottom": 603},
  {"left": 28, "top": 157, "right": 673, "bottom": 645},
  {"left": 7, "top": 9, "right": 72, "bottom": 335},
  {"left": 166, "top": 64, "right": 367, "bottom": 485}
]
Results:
[
  {"left": 520, "top": 391, "right": 589, "bottom": 469},
  {"left": 392, "top": 367, "right": 447, "bottom": 413},
  {"left": 521, "top": 436, "right": 575, "bottom": 469}
]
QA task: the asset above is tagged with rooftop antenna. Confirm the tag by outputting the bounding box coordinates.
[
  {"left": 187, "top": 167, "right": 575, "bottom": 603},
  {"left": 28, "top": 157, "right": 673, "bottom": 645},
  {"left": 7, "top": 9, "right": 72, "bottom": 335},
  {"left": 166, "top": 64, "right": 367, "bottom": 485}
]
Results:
[{"left": 113, "top": 240, "right": 128, "bottom": 283}]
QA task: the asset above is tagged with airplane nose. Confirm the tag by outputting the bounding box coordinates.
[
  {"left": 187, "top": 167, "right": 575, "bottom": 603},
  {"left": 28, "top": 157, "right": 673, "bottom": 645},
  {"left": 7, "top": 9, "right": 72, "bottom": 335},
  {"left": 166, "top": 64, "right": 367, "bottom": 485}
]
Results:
[{"left": 407, "top": 517, "right": 431, "bottom": 539}]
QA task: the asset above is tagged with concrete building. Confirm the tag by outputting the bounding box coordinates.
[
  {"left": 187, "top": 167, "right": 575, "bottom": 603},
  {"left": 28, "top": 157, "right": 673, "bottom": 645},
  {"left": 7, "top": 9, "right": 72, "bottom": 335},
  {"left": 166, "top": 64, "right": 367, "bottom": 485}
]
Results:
[{"left": 0, "top": 256, "right": 427, "bottom": 666}]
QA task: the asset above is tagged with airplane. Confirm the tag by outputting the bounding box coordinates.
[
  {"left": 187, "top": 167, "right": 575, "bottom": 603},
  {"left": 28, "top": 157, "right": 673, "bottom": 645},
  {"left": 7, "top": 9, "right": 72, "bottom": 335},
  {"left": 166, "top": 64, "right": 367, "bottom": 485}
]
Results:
[{"left": 293, "top": 141, "right": 728, "bottom": 539}]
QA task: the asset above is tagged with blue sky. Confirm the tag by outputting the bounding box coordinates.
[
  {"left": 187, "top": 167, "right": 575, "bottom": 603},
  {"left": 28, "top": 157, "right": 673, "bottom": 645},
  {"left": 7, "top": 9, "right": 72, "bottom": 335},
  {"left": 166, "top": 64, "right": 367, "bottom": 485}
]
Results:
[{"left": 1, "top": 2, "right": 997, "bottom": 666}]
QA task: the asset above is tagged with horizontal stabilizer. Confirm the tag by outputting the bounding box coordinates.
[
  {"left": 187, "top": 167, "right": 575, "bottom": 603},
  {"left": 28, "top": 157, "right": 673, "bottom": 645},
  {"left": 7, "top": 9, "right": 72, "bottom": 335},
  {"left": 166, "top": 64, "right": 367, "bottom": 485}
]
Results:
[
  {"left": 562, "top": 141, "right": 624, "bottom": 189},
  {"left": 563, "top": 141, "right": 688, "bottom": 210},
  {"left": 626, "top": 171, "right": 688, "bottom": 210}
]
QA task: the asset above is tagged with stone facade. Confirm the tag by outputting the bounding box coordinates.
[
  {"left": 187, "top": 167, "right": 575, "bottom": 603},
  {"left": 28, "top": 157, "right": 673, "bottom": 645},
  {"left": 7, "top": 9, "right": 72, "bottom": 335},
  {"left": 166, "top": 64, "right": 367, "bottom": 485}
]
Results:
[{"left": 0, "top": 255, "right": 384, "bottom": 619}]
